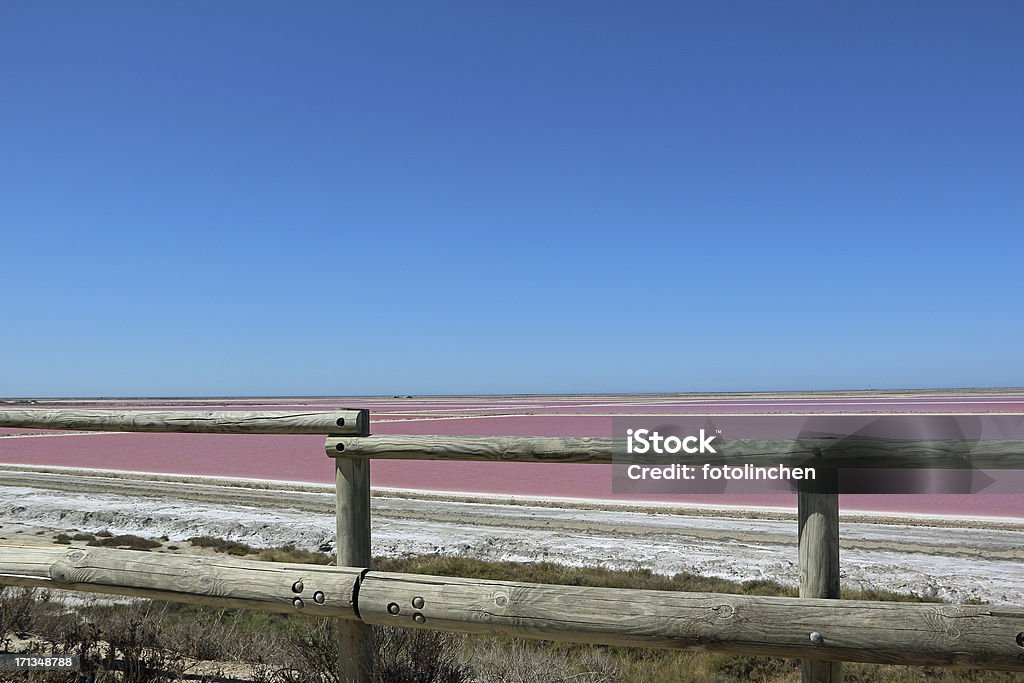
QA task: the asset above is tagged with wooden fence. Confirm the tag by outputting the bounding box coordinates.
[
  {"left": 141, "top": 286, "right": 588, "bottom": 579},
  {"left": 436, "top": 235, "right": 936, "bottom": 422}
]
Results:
[{"left": 1, "top": 408, "right": 1022, "bottom": 683}]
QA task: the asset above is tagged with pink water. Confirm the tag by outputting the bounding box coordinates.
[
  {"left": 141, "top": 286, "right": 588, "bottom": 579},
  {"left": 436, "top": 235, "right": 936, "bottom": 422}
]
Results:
[{"left": 1, "top": 395, "right": 1022, "bottom": 519}]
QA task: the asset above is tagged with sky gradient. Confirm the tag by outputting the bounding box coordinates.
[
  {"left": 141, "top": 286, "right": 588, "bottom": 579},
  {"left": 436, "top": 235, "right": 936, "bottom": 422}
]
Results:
[{"left": 2, "top": 2, "right": 1022, "bottom": 396}]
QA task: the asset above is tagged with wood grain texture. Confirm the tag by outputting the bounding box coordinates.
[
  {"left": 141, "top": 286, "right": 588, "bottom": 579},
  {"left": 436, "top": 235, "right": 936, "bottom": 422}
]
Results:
[
  {"left": 326, "top": 434, "right": 1024, "bottom": 468},
  {"left": 358, "top": 571, "right": 1024, "bottom": 671},
  {"left": 799, "top": 476, "right": 842, "bottom": 682},
  {"left": 335, "top": 457, "right": 373, "bottom": 683},
  {"left": 0, "top": 409, "right": 369, "bottom": 435},
  {"left": 0, "top": 543, "right": 363, "bottom": 618}
]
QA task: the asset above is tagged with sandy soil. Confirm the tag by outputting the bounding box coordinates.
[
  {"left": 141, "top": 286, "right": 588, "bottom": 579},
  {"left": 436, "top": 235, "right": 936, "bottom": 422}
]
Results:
[{"left": 1, "top": 464, "right": 1021, "bottom": 605}]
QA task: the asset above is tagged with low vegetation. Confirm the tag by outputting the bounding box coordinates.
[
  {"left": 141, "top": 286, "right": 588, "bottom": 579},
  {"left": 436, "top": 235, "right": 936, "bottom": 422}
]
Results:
[
  {"left": 186, "top": 536, "right": 257, "bottom": 556},
  {"left": 54, "top": 533, "right": 162, "bottom": 551},
  {"left": 87, "top": 535, "right": 163, "bottom": 552},
  {"left": 0, "top": 545, "right": 1016, "bottom": 682},
  {"left": 187, "top": 536, "right": 332, "bottom": 565}
]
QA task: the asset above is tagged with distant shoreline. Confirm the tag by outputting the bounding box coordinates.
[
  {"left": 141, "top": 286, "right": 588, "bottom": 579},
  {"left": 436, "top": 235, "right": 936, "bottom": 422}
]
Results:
[{"left": 5, "top": 387, "right": 1024, "bottom": 403}]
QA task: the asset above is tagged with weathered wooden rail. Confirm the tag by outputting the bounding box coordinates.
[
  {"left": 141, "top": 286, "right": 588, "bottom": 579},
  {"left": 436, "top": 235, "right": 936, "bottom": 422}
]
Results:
[
  {"left": 3, "top": 543, "right": 1022, "bottom": 671},
  {"left": 326, "top": 433, "right": 1024, "bottom": 468},
  {"left": 1, "top": 408, "right": 1022, "bottom": 683},
  {"left": 0, "top": 543, "right": 363, "bottom": 617},
  {"left": 0, "top": 408, "right": 369, "bottom": 435}
]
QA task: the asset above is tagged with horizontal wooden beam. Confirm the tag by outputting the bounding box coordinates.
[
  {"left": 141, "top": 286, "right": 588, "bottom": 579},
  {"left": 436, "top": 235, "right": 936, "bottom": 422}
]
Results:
[
  {"left": 329, "top": 434, "right": 616, "bottom": 462},
  {"left": 2, "top": 544, "right": 1021, "bottom": 671},
  {"left": 0, "top": 409, "right": 369, "bottom": 435},
  {"left": 358, "top": 571, "right": 1024, "bottom": 671},
  {"left": 326, "top": 434, "right": 1024, "bottom": 468},
  {"left": 0, "top": 543, "right": 363, "bottom": 617}
]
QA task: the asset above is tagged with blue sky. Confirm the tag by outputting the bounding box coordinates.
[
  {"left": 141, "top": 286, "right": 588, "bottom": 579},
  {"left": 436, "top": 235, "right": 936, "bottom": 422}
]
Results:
[{"left": 2, "top": 2, "right": 1021, "bottom": 396}]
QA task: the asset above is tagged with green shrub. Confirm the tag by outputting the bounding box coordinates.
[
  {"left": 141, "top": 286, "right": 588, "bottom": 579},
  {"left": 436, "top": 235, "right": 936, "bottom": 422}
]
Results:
[
  {"left": 86, "top": 535, "right": 161, "bottom": 551},
  {"left": 257, "top": 545, "right": 332, "bottom": 565},
  {"left": 187, "top": 536, "right": 256, "bottom": 555}
]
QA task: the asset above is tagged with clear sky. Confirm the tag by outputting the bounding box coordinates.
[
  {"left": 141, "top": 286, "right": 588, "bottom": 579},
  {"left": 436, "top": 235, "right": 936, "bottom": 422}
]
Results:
[{"left": 2, "top": 2, "right": 1021, "bottom": 396}]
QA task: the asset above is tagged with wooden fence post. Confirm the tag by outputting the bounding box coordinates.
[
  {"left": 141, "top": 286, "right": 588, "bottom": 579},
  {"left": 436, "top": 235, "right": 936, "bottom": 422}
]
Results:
[
  {"left": 798, "top": 468, "right": 842, "bottom": 683},
  {"left": 335, "top": 455, "right": 372, "bottom": 683}
]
